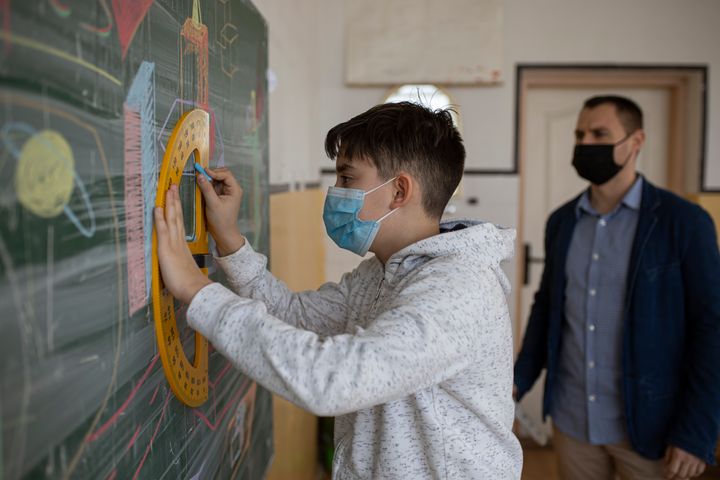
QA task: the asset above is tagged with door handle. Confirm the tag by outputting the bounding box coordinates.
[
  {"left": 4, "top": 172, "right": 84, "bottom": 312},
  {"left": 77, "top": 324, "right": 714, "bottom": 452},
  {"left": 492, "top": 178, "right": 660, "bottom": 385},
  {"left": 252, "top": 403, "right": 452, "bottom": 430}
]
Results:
[{"left": 523, "top": 242, "right": 545, "bottom": 286}]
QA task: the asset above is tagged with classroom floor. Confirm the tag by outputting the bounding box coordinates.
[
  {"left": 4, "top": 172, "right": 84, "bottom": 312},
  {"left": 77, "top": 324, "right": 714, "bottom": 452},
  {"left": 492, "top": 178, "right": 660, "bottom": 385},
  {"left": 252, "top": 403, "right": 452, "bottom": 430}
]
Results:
[
  {"left": 317, "top": 441, "right": 720, "bottom": 479},
  {"left": 522, "top": 443, "right": 720, "bottom": 480}
]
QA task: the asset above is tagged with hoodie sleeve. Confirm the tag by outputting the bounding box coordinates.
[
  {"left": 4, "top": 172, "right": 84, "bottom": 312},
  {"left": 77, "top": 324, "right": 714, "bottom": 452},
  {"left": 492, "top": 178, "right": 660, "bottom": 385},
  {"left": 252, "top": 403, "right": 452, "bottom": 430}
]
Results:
[
  {"left": 213, "top": 242, "right": 351, "bottom": 336},
  {"left": 186, "top": 263, "right": 488, "bottom": 417}
]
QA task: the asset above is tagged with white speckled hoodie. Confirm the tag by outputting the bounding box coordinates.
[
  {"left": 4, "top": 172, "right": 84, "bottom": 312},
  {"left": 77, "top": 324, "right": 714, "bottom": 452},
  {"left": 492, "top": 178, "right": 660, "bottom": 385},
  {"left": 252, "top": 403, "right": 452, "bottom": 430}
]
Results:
[{"left": 187, "top": 220, "right": 523, "bottom": 479}]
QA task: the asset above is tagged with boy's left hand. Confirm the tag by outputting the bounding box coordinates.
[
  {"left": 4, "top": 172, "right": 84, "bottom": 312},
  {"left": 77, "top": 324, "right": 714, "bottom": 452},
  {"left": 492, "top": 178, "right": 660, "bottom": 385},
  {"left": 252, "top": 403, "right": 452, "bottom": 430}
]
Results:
[{"left": 154, "top": 184, "right": 212, "bottom": 304}]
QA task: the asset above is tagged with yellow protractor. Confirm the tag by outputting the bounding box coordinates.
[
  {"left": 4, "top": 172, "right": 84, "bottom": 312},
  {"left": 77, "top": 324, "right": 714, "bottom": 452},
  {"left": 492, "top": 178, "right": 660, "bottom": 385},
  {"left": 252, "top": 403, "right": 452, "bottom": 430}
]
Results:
[{"left": 151, "top": 109, "right": 210, "bottom": 407}]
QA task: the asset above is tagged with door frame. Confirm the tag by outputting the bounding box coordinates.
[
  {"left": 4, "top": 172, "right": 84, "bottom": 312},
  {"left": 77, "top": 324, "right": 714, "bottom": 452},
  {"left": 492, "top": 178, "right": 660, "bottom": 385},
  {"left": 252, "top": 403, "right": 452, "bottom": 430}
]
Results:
[{"left": 513, "top": 64, "right": 708, "bottom": 352}]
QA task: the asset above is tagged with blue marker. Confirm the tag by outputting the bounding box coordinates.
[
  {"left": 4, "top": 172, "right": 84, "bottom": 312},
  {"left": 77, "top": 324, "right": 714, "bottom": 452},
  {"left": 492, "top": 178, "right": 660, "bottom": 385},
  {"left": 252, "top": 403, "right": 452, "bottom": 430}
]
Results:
[{"left": 194, "top": 162, "right": 213, "bottom": 182}]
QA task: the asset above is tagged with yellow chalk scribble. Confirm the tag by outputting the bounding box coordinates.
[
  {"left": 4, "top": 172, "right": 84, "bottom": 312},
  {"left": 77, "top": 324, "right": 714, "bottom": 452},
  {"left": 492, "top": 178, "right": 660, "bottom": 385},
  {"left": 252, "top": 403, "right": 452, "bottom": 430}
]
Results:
[{"left": 15, "top": 130, "right": 75, "bottom": 218}]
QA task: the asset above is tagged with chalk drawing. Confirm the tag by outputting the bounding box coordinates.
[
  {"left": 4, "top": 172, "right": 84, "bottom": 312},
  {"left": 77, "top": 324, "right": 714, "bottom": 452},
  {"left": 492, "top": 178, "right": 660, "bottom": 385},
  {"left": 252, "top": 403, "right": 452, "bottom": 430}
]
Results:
[
  {"left": 123, "top": 61, "right": 156, "bottom": 314},
  {"left": 215, "top": 0, "right": 239, "bottom": 78},
  {"left": 181, "top": 9, "right": 209, "bottom": 110},
  {"left": 1, "top": 123, "right": 97, "bottom": 237},
  {"left": 0, "top": 93, "right": 125, "bottom": 480},
  {"left": 0, "top": 234, "right": 32, "bottom": 480},
  {"left": 111, "top": 0, "right": 154, "bottom": 60},
  {"left": 0, "top": 31, "right": 121, "bottom": 86},
  {"left": 49, "top": 0, "right": 114, "bottom": 36},
  {"left": 46, "top": 224, "right": 54, "bottom": 353},
  {"left": 229, "top": 383, "right": 256, "bottom": 468},
  {"left": 132, "top": 391, "right": 171, "bottom": 480},
  {"left": 9, "top": 126, "right": 74, "bottom": 218}
]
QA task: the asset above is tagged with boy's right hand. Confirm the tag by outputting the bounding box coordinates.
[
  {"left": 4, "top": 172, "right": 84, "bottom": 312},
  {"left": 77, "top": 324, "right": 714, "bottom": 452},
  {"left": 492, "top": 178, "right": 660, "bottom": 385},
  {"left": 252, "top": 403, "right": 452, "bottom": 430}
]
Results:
[{"left": 196, "top": 167, "right": 246, "bottom": 256}]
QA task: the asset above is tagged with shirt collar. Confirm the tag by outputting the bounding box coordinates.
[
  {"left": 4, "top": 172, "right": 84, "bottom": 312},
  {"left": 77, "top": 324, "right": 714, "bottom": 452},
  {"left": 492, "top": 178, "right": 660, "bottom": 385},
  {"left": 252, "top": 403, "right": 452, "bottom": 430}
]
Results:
[{"left": 575, "top": 175, "right": 644, "bottom": 218}]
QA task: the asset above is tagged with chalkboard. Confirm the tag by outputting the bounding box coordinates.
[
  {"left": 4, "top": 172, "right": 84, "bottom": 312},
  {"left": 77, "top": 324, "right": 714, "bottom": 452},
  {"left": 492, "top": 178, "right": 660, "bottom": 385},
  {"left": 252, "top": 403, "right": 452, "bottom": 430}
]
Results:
[{"left": 0, "top": 0, "right": 272, "bottom": 479}]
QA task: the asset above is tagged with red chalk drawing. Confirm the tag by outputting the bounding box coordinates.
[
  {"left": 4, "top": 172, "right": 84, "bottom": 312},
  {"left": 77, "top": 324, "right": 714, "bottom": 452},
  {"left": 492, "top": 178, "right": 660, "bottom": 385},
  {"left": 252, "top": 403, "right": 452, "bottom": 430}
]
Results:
[
  {"left": 86, "top": 354, "right": 160, "bottom": 443},
  {"left": 193, "top": 379, "right": 253, "bottom": 432},
  {"left": 126, "top": 424, "right": 142, "bottom": 451},
  {"left": 111, "top": 0, "right": 153, "bottom": 59},
  {"left": 132, "top": 392, "right": 171, "bottom": 480}
]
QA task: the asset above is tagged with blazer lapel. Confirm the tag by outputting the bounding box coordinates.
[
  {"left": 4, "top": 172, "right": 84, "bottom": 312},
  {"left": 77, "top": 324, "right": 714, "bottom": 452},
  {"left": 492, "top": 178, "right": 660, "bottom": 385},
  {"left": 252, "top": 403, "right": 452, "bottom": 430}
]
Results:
[{"left": 625, "top": 179, "right": 661, "bottom": 309}]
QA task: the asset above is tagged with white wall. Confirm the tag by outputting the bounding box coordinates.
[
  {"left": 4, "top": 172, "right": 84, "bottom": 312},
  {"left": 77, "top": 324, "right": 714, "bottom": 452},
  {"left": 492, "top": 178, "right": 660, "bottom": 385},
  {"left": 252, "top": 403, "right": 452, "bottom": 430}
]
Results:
[
  {"left": 309, "top": 0, "right": 720, "bottom": 182},
  {"left": 251, "top": 0, "right": 322, "bottom": 186}
]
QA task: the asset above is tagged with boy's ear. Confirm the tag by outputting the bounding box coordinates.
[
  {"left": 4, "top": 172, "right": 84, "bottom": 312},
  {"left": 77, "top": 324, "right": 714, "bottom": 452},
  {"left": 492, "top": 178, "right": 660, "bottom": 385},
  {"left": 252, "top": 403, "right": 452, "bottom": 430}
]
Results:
[{"left": 390, "top": 173, "right": 413, "bottom": 208}]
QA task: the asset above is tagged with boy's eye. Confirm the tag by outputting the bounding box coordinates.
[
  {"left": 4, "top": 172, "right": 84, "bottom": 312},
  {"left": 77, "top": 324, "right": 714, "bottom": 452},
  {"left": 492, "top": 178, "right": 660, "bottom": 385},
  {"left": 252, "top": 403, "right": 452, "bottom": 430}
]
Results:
[{"left": 339, "top": 176, "right": 351, "bottom": 185}]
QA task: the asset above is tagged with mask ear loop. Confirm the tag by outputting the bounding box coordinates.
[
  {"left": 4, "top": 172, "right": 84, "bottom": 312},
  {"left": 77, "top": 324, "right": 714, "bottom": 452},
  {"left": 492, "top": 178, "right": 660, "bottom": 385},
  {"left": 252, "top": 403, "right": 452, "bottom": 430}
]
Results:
[
  {"left": 364, "top": 176, "right": 400, "bottom": 223},
  {"left": 376, "top": 207, "right": 399, "bottom": 223},
  {"left": 613, "top": 131, "right": 635, "bottom": 147},
  {"left": 614, "top": 130, "right": 638, "bottom": 168},
  {"left": 363, "top": 176, "right": 398, "bottom": 196}
]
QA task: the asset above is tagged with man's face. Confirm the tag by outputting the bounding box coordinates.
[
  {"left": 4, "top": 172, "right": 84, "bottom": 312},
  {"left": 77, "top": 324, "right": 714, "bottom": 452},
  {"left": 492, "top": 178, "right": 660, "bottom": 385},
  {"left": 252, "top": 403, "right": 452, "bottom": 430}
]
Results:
[
  {"left": 334, "top": 155, "right": 394, "bottom": 222},
  {"left": 574, "top": 104, "right": 636, "bottom": 166},
  {"left": 575, "top": 103, "right": 628, "bottom": 145}
]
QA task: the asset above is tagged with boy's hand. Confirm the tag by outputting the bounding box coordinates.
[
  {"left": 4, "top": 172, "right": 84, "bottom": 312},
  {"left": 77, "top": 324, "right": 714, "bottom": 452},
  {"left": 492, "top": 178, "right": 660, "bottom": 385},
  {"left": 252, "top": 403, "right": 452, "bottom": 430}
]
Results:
[
  {"left": 154, "top": 184, "right": 212, "bottom": 304},
  {"left": 196, "top": 167, "right": 246, "bottom": 256}
]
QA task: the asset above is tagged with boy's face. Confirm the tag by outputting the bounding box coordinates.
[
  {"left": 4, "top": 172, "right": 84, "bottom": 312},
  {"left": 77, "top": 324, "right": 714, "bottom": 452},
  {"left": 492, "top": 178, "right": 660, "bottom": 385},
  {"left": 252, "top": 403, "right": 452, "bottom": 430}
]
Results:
[{"left": 334, "top": 155, "right": 396, "bottom": 222}]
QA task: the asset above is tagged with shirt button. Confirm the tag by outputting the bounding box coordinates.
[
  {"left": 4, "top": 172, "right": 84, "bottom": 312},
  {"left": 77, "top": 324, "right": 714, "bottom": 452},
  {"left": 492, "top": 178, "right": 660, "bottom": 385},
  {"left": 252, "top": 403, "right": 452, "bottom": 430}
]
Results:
[
  {"left": 592, "top": 253, "right": 600, "bottom": 261},
  {"left": 588, "top": 361, "right": 595, "bottom": 368},
  {"left": 589, "top": 288, "right": 597, "bottom": 296},
  {"left": 588, "top": 324, "right": 596, "bottom": 331},
  {"left": 589, "top": 394, "right": 597, "bottom": 402},
  {"left": 599, "top": 219, "right": 607, "bottom": 227}
]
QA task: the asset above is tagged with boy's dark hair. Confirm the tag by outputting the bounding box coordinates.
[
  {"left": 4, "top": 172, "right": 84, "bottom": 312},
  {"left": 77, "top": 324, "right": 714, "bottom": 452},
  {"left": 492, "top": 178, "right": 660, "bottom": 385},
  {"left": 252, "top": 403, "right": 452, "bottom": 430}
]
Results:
[
  {"left": 325, "top": 101, "right": 465, "bottom": 220},
  {"left": 583, "top": 95, "right": 644, "bottom": 134}
]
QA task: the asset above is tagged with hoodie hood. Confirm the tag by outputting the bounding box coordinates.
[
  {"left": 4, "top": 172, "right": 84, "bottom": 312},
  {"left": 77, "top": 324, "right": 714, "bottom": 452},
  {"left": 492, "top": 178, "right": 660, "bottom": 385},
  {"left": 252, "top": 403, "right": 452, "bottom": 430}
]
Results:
[{"left": 383, "top": 219, "right": 516, "bottom": 293}]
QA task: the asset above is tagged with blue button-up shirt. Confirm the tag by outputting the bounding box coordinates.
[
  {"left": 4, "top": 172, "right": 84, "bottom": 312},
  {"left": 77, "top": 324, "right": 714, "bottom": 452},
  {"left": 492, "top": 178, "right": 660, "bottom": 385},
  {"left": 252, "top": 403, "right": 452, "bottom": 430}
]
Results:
[{"left": 551, "top": 176, "right": 643, "bottom": 445}]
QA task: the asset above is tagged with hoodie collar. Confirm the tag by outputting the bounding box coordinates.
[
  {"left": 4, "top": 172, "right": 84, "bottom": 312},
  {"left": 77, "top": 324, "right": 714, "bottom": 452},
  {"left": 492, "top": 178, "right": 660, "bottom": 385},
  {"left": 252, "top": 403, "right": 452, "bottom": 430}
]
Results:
[{"left": 381, "top": 219, "right": 516, "bottom": 285}]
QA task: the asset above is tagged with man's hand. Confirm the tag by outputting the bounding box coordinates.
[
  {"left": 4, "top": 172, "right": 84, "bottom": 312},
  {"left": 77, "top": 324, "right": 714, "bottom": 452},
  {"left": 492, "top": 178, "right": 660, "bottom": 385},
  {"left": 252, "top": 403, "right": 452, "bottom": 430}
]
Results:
[
  {"left": 154, "top": 184, "right": 212, "bottom": 304},
  {"left": 196, "top": 167, "right": 246, "bottom": 256},
  {"left": 665, "top": 445, "right": 706, "bottom": 480}
]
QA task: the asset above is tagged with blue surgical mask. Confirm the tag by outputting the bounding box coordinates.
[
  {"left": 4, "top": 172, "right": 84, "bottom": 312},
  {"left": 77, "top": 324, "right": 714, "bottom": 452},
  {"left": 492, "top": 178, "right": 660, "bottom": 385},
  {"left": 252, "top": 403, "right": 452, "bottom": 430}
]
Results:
[{"left": 323, "top": 177, "right": 398, "bottom": 256}]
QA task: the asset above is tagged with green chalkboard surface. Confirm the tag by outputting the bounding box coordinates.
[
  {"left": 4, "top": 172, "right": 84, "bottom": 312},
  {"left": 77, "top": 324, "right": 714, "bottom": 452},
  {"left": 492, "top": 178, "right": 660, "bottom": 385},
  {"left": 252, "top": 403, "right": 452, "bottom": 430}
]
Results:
[{"left": 0, "top": 0, "right": 272, "bottom": 478}]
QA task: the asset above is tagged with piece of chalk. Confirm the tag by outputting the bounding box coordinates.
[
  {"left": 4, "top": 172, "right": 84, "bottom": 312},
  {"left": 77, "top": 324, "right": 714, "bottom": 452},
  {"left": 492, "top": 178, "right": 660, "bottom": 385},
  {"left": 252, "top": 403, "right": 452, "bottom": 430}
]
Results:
[{"left": 194, "top": 162, "right": 212, "bottom": 182}]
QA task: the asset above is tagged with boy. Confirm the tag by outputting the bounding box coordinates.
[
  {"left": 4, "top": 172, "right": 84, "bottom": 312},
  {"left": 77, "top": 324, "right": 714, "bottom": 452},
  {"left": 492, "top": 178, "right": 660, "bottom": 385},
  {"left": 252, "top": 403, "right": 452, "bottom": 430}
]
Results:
[{"left": 155, "top": 102, "right": 523, "bottom": 479}]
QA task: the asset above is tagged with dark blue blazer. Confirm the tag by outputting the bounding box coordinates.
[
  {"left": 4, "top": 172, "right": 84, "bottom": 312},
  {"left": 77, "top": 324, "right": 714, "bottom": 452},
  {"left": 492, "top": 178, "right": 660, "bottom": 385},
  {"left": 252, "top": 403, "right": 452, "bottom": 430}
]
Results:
[{"left": 514, "top": 179, "right": 720, "bottom": 464}]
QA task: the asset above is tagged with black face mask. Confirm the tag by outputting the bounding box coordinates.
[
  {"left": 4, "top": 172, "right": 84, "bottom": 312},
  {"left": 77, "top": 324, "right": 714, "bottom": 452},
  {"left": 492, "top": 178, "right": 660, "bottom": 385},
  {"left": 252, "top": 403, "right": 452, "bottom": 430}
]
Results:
[{"left": 572, "top": 133, "right": 634, "bottom": 185}]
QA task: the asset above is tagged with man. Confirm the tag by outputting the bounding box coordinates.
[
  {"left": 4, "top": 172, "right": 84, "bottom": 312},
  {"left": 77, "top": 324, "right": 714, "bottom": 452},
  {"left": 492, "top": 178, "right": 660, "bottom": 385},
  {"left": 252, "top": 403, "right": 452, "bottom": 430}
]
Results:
[{"left": 514, "top": 95, "right": 720, "bottom": 479}]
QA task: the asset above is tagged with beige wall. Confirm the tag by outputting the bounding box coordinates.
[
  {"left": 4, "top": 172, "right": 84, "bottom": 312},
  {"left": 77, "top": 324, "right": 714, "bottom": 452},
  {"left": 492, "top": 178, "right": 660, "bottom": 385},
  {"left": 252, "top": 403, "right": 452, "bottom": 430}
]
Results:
[{"left": 266, "top": 189, "right": 326, "bottom": 480}]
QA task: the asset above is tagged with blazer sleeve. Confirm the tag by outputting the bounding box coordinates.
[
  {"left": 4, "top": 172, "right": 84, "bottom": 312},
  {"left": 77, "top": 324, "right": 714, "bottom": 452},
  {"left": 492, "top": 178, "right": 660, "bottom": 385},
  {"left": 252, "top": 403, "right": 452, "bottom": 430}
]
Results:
[{"left": 667, "top": 207, "right": 720, "bottom": 465}]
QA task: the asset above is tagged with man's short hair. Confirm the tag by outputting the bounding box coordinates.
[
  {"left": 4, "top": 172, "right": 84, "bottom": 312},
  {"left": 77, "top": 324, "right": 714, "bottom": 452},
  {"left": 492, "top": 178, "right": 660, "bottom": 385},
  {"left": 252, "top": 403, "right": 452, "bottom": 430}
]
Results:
[
  {"left": 583, "top": 95, "right": 644, "bottom": 134},
  {"left": 325, "top": 101, "right": 465, "bottom": 219}
]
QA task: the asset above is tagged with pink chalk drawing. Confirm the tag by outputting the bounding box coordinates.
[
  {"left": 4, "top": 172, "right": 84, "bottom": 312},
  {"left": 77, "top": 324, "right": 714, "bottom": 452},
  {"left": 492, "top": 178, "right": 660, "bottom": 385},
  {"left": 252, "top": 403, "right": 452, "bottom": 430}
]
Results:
[{"left": 123, "top": 61, "right": 155, "bottom": 315}]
